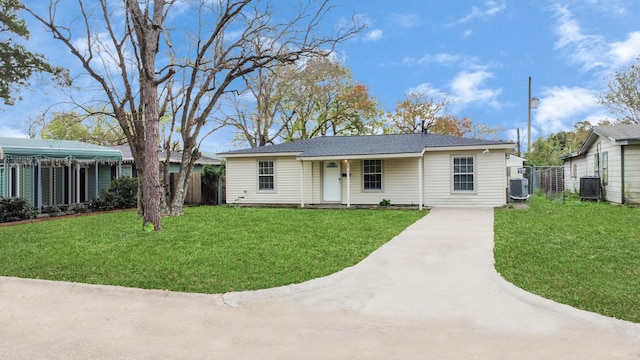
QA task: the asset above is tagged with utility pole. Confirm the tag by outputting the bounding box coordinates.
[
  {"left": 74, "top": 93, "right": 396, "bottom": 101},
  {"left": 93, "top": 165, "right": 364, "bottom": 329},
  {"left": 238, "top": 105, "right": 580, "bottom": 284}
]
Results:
[{"left": 527, "top": 76, "right": 539, "bottom": 154}]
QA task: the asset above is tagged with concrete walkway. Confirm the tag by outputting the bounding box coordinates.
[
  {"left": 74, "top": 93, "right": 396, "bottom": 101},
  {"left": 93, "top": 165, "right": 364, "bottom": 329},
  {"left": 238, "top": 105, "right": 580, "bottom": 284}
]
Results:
[{"left": 1, "top": 207, "right": 639, "bottom": 359}]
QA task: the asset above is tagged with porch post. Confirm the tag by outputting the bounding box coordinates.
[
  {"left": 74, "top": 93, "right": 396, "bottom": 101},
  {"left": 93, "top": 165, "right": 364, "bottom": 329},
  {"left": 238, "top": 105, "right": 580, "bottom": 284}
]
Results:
[
  {"left": 299, "top": 160, "right": 304, "bottom": 208},
  {"left": 346, "top": 160, "right": 351, "bottom": 208},
  {"left": 37, "top": 158, "right": 42, "bottom": 213},
  {"left": 418, "top": 156, "right": 424, "bottom": 210},
  {"left": 68, "top": 162, "right": 72, "bottom": 204},
  {"left": 76, "top": 163, "right": 80, "bottom": 204},
  {"left": 95, "top": 159, "right": 99, "bottom": 201},
  {"left": 2, "top": 158, "right": 7, "bottom": 198}
]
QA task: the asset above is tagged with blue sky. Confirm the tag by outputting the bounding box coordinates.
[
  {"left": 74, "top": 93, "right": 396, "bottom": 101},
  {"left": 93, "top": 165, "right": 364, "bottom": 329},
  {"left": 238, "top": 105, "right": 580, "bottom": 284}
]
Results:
[{"left": 2, "top": 0, "right": 640, "bottom": 154}]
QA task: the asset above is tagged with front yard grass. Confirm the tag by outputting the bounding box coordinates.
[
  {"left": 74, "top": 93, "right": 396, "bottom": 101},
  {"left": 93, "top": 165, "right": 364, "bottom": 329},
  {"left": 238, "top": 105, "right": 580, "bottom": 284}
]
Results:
[
  {"left": 0, "top": 207, "right": 426, "bottom": 294},
  {"left": 494, "top": 197, "right": 640, "bottom": 322}
]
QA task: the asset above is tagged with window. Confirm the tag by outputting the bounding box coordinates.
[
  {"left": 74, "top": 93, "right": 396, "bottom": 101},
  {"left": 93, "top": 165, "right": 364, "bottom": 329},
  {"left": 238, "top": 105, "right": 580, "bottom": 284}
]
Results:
[
  {"left": 594, "top": 153, "right": 600, "bottom": 177},
  {"left": 120, "top": 165, "right": 133, "bottom": 177},
  {"left": 572, "top": 164, "right": 577, "bottom": 178},
  {"left": 257, "top": 160, "right": 275, "bottom": 191},
  {"left": 363, "top": 159, "right": 382, "bottom": 190},
  {"left": 602, "top": 152, "right": 608, "bottom": 186},
  {"left": 453, "top": 156, "right": 475, "bottom": 192}
]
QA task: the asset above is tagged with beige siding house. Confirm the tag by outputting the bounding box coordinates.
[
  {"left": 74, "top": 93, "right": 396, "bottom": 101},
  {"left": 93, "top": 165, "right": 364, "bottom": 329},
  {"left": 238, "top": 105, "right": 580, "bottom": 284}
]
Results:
[
  {"left": 220, "top": 133, "right": 515, "bottom": 208},
  {"left": 562, "top": 125, "right": 640, "bottom": 204}
]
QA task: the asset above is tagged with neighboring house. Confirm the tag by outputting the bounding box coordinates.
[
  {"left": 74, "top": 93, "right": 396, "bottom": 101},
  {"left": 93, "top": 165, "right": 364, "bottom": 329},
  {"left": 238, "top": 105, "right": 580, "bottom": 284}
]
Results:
[
  {"left": 219, "top": 133, "right": 515, "bottom": 209},
  {"left": 562, "top": 124, "right": 640, "bottom": 204},
  {"left": 112, "top": 145, "right": 221, "bottom": 177},
  {"left": 506, "top": 154, "right": 527, "bottom": 179},
  {"left": 0, "top": 137, "right": 122, "bottom": 209}
]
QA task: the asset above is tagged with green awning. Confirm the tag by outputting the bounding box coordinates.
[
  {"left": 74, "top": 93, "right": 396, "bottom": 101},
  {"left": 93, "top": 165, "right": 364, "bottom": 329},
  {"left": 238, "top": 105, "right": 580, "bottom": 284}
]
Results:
[{"left": 0, "top": 137, "right": 122, "bottom": 162}]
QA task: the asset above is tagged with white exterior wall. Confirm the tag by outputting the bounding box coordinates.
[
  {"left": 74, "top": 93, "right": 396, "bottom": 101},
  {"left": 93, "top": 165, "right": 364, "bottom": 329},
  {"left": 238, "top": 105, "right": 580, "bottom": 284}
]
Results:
[
  {"left": 342, "top": 158, "right": 421, "bottom": 205},
  {"left": 564, "top": 157, "right": 588, "bottom": 193},
  {"left": 226, "top": 156, "right": 312, "bottom": 204},
  {"left": 624, "top": 145, "right": 640, "bottom": 204},
  {"left": 424, "top": 150, "right": 507, "bottom": 207},
  {"left": 226, "top": 150, "right": 510, "bottom": 207},
  {"left": 562, "top": 137, "right": 640, "bottom": 204}
]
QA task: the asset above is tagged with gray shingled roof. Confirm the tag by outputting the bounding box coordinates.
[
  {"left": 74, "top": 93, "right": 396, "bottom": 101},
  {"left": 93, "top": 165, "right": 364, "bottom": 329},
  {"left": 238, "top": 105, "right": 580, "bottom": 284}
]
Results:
[
  {"left": 594, "top": 124, "right": 640, "bottom": 141},
  {"left": 112, "top": 145, "right": 220, "bottom": 165},
  {"left": 219, "top": 133, "right": 514, "bottom": 158}
]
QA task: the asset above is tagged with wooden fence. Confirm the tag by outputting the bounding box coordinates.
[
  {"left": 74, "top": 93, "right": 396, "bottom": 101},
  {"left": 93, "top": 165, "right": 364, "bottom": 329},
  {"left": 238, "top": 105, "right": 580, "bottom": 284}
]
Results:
[{"left": 169, "top": 172, "right": 225, "bottom": 205}]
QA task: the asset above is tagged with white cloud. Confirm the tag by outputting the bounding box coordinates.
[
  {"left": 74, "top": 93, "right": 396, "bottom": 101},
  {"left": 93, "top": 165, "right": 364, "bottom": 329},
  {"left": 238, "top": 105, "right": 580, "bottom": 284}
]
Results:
[
  {"left": 463, "top": 29, "right": 473, "bottom": 37},
  {"left": 0, "top": 126, "right": 29, "bottom": 138},
  {"left": 391, "top": 13, "right": 421, "bottom": 28},
  {"left": 551, "top": 5, "right": 640, "bottom": 72},
  {"left": 454, "top": 0, "right": 506, "bottom": 24},
  {"left": 402, "top": 52, "right": 471, "bottom": 67},
  {"left": 552, "top": 5, "right": 606, "bottom": 71},
  {"left": 449, "top": 70, "right": 503, "bottom": 108},
  {"left": 608, "top": 31, "right": 640, "bottom": 67},
  {"left": 406, "top": 83, "right": 449, "bottom": 100},
  {"left": 533, "top": 86, "right": 605, "bottom": 134},
  {"left": 363, "top": 29, "right": 383, "bottom": 42}
]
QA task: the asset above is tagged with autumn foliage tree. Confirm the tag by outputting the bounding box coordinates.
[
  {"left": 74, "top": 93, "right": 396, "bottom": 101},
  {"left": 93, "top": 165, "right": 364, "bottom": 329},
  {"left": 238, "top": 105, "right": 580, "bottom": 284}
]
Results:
[
  {"left": 226, "top": 56, "right": 381, "bottom": 147},
  {"left": 384, "top": 90, "right": 500, "bottom": 138}
]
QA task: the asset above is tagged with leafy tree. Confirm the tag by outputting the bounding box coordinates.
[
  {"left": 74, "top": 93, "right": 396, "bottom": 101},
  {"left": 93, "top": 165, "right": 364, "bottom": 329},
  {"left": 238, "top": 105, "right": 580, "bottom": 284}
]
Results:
[
  {"left": 599, "top": 56, "right": 640, "bottom": 124},
  {"left": 524, "top": 120, "right": 597, "bottom": 165},
  {"left": 30, "top": 112, "right": 127, "bottom": 146},
  {"left": 0, "top": 0, "right": 66, "bottom": 105},
  {"left": 26, "top": 0, "right": 360, "bottom": 230},
  {"left": 384, "top": 90, "right": 501, "bottom": 138},
  {"left": 225, "top": 56, "right": 382, "bottom": 147}
]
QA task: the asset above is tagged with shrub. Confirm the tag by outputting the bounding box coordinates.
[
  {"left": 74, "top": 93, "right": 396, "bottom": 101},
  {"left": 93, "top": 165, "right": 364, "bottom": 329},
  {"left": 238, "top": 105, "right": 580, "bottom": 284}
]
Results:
[
  {"left": 89, "top": 176, "right": 138, "bottom": 211},
  {"left": 0, "top": 197, "right": 37, "bottom": 223},
  {"left": 379, "top": 199, "right": 391, "bottom": 207}
]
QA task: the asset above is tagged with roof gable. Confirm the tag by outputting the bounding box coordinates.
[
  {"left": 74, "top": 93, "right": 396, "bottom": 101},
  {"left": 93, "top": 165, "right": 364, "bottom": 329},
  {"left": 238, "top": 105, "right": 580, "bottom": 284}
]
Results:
[
  {"left": 562, "top": 124, "right": 640, "bottom": 160},
  {"left": 219, "top": 133, "right": 514, "bottom": 158}
]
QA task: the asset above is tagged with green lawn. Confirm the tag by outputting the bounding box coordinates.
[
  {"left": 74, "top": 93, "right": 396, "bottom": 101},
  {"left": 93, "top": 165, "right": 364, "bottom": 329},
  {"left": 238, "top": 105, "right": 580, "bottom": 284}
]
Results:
[
  {"left": 494, "top": 197, "right": 640, "bottom": 322},
  {"left": 0, "top": 207, "right": 426, "bottom": 294}
]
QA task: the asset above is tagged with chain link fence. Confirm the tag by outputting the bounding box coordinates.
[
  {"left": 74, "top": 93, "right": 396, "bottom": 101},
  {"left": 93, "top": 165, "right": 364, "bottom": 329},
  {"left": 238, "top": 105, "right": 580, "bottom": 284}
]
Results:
[{"left": 507, "top": 165, "right": 565, "bottom": 203}]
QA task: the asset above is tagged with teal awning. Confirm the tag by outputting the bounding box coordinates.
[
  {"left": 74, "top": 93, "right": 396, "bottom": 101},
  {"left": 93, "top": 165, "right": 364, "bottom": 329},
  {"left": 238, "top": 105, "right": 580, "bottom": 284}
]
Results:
[{"left": 0, "top": 137, "right": 122, "bottom": 162}]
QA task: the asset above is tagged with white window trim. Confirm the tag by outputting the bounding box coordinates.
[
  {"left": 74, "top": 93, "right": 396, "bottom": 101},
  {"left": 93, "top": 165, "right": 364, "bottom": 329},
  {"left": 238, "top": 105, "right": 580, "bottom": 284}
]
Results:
[
  {"left": 362, "top": 159, "right": 383, "bottom": 192},
  {"left": 120, "top": 165, "right": 133, "bottom": 177},
  {"left": 451, "top": 155, "right": 477, "bottom": 194},
  {"left": 257, "top": 159, "right": 276, "bottom": 192}
]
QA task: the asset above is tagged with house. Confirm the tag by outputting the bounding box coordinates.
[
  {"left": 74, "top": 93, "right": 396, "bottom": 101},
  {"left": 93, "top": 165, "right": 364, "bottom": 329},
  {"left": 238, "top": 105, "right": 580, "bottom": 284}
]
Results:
[
  {"left": 562, "top": 124, "right": 640, "bottom": 204},
  {"left": 111, "top": 145, "right": 221, "bottom": 177},
  {"left": 0, "top": 137, "right": 122, "bottom": 210},
  {"left": 506, "top": 154, "right": 527, "bottom": 179},
  {"left": 219, "top": 133, "right": 515, "bottom": 209}
]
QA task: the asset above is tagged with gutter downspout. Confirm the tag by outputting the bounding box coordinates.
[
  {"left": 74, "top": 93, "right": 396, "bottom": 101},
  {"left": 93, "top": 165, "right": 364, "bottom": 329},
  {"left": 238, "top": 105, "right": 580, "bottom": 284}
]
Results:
[{"left": 621, "top": 146, "right": 625, "bottom": 204}]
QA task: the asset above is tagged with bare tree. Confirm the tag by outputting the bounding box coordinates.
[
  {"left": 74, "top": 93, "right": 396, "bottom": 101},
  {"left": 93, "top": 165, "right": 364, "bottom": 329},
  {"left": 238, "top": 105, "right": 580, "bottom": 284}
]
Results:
[{"left": 25, "top": 0, "right": 361, "bottom": 228}]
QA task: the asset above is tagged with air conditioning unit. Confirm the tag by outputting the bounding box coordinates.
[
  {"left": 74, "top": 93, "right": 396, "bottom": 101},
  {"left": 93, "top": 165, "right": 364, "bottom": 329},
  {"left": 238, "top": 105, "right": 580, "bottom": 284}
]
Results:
[
  {"left": 509, "top": 178, "right": 529, "bottom": 200},
  {"left": 580, "top": 176, "right": 600, "bottom": 200}
]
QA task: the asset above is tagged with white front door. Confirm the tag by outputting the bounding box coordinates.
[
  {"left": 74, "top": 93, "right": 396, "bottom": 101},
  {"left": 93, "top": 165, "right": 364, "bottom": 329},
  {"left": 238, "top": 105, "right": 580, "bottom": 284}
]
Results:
[{"left": 323, "top": 161, "right": 341, "bottom": 202}]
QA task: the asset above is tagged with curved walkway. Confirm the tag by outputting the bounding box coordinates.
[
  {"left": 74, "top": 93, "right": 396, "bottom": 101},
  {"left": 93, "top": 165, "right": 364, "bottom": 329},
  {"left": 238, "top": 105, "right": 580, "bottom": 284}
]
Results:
[{"left": 1, "top": 207, "right": 639, "bottom": 359}]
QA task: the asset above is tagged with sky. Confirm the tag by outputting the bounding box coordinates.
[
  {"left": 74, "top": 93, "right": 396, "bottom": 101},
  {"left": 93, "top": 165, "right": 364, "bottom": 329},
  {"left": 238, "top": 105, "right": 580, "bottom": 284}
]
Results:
[{"left": 2, "top": 0, "right": 640, "bottom": 154}]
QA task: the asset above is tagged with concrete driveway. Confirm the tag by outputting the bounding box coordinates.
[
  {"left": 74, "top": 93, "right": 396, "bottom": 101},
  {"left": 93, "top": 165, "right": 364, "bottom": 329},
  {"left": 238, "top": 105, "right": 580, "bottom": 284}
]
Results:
[{"left": 1, "top": 207, "right": 639, "bottom": 359}]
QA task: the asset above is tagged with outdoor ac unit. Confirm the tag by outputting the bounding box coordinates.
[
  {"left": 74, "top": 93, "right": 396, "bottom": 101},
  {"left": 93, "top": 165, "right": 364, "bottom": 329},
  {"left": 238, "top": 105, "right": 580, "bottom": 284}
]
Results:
[
  {"left": 509, "top": 178, "right": 529, "bottom": 200},
  {"left": 580, "top": 176, "right": 600, "bottom": 200}
]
